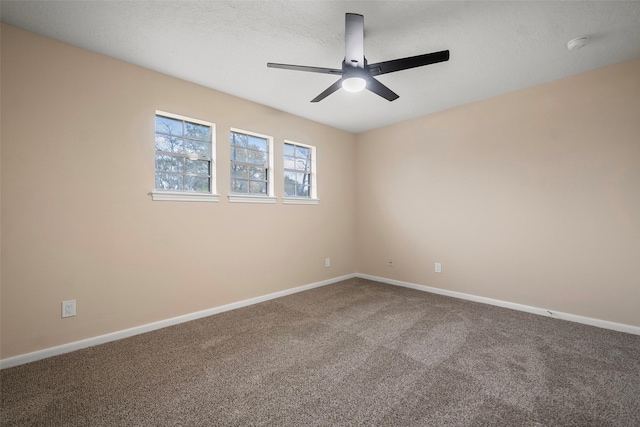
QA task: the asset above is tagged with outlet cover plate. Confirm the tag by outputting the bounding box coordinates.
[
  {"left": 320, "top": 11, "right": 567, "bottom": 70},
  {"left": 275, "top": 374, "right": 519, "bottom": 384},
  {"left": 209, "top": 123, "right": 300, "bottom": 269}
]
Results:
[{"left": 62, "top": 300, "right": 76, "bottom": 318}]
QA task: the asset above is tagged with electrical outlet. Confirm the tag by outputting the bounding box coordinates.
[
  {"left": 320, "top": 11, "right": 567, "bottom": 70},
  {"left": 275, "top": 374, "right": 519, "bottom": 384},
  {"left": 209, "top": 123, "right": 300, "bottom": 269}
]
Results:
[
  {"left": 62, "top": 300, "right": 76, "bottom": 318},
  {"left": 435, "top": 262, "right": 442, "bottom": 274},
  {"left": 388, "top": 259, "right": 394, "bottom": 267},
  {"left": 325, "top": 258, "right": 330, "bottom": 268}
]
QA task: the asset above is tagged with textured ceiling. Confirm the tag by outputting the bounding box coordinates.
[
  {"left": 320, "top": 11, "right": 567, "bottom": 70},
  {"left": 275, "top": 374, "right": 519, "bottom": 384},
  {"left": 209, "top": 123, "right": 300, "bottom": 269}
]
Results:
[{"left": 2, "top": 1, "right": 640, "bottom": 133}]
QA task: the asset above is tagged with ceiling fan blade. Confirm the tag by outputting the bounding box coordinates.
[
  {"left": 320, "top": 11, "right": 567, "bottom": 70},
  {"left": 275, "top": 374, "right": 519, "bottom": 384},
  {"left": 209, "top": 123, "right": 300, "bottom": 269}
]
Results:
[
  {"left": 311, "top": 79, "right": 344, "bottom": 103},
  {"left": 345, "top": 13, "right": 364, "bottom": 69},
  {"left": 267, "top": 63, "right": 342, "bottom": 75},
  {"left": 368, "top": 50, "right": 450, "bottom": 76},
  {"left": 366, "top": 77, "right": 399, "bottom": 102}
]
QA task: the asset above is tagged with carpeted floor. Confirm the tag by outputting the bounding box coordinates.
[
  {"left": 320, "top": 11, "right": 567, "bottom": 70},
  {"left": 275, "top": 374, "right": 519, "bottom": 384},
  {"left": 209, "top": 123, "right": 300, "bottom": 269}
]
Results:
[{"left": 1, "top": 278, "right": 639, "bottom": 426}]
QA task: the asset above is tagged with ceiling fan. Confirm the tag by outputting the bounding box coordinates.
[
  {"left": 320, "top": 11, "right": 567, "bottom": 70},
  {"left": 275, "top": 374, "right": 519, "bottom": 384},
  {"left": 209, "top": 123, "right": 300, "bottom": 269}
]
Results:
[{"left": 267, "top": 13, "right": 450, "bottom": 102}]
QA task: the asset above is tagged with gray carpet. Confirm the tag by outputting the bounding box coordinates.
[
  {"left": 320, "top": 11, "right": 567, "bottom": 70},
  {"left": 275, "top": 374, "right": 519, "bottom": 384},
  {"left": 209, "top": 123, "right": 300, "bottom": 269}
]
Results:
[{"left": 1, "top": 278, "right": 639, "bottom": 426}]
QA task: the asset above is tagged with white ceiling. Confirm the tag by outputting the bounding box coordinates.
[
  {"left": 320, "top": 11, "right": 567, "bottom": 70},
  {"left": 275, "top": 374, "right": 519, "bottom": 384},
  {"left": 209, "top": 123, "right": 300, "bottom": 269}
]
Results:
[{"left": 2, "top": 1, "right": 640, "bottom": 133}]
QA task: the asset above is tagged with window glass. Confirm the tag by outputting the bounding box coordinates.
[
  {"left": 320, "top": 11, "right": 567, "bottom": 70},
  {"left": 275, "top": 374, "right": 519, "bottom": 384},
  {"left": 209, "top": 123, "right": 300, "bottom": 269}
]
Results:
[
  {"left": 230, "top": 130, "right": 271, "bottom": 196},
  {"left": 284, "top": 142, "right": 315, "bottom": 199},
  {"left": 155, "top": 112, "right": 213, "bottom": 193}
]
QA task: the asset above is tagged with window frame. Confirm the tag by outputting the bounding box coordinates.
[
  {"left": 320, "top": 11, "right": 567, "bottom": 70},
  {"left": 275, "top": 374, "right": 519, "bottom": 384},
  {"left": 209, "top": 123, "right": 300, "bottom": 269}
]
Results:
[
  {"left": 228, "top": 128, "right": 276, "bottom": 204},
  {"left": 283, "top": 140, "right": 318, "bottom": 205},
  {"left": 151, "top": 110, "right": 219, "bottom": 202}
]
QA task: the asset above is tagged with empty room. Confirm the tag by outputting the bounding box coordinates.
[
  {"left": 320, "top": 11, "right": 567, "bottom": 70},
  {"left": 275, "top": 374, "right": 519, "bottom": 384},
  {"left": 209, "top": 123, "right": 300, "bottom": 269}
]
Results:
[{"left": 1, "top": 1, "right": 639, "bottom": 426}]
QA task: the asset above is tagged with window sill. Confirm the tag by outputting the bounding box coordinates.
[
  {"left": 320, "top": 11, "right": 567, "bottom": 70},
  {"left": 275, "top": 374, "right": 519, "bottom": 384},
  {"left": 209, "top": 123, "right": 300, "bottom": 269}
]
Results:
[
  {"left": 283, "top": 197, "right": 319, "bottom": 205},
  {"left": 228, "top": 195, "right": 277, "bottom": 204},
  {"left": 151, "top": 191, "right": 220, "bottom": 202}
]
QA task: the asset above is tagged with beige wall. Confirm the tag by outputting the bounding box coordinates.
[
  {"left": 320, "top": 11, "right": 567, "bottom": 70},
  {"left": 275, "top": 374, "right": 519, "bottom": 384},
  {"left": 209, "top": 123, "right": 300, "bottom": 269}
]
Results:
[
  {"left": 356, "top": 58, "right": 640, "bottom": 327},
  {"left": 0, "top": 25, "right": 356, "bottom": 359},
  {"left": 2, "top": 24, "right": 639, "bottom": 361}
]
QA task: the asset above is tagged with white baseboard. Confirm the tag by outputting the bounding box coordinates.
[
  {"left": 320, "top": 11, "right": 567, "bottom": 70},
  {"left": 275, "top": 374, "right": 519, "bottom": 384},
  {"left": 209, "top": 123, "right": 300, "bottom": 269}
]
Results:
[
  {"left": 0, "top": 274, "right": 356, "bottom": 370},
  {"left": 3, "top": 272, "right": 637, "bottom": 369},
  {"left": 356, "top": 273, "right": 640, "bottom": 336}
]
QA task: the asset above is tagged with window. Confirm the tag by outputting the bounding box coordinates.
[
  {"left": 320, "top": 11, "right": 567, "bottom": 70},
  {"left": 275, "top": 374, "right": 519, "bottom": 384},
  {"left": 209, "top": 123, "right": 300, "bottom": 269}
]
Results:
[
  {"left": 229, "top": 128, "right": 275, "bottom": 203},
  {"left": 284, "top": 141, "right": 318, "bottom": 204},
  {"left": 152, "top": 111, "right": 218, "bottom": 202}
]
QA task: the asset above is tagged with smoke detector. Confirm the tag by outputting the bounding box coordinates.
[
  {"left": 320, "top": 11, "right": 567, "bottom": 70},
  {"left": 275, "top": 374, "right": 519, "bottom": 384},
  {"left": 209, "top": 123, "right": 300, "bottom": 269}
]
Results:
[{"left": 567, "top": 36, "right": 590, "bottom": 51}]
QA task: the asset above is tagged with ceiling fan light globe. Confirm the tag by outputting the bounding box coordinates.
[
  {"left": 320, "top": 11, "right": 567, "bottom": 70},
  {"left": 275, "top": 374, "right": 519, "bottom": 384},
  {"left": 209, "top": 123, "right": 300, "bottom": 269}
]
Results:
[{"left": 342, "top": 77, "right": 367, "bottom": 92}]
